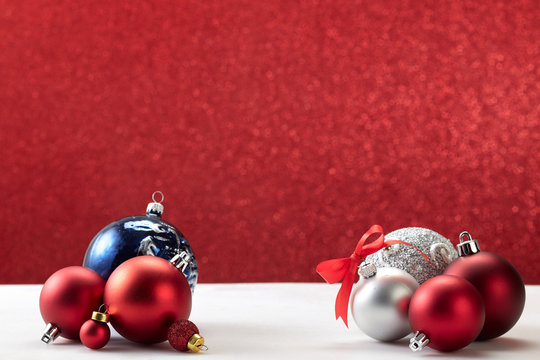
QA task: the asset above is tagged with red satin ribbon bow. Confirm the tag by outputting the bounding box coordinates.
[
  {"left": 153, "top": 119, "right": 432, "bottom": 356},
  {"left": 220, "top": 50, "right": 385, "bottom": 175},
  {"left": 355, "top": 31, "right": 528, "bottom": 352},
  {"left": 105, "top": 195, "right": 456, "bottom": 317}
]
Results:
[{"left": 316, "top": 224, "right": 428, "bottom": 327}]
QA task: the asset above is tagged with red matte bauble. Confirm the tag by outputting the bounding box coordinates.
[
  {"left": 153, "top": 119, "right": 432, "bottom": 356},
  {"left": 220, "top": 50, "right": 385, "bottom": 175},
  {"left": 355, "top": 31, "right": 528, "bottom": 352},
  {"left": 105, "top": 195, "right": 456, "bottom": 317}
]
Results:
[
  {"left": 80, "top": 319, "right": 110, "bottom": 349},
  {"left": 445, "top": 251, "right": 525, "bottom": 340},
  {"left": 39, "top": 266, "right": 105, "bottom": 340},
  {"left": 168, "top": 319, "right": 199, "bottom": 352},
  {"left": 104, "top": 256, "right": 192, "bottom": 344},
  {"left": 409, "top": 275, "right": 485, "bottom": 352}
]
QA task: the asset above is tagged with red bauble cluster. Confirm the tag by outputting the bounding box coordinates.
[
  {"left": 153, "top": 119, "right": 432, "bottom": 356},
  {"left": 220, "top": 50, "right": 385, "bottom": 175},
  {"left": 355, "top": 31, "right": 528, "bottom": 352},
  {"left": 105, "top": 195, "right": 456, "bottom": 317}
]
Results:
[
  {"left": 39, "top": 256, "right": 194, "bottom": 350},
  {"left": 408, "top": 232, "right": 525, "bottom": 352},
  {"left": 104, "top": 256, "right": 192, "bottom": 344}
]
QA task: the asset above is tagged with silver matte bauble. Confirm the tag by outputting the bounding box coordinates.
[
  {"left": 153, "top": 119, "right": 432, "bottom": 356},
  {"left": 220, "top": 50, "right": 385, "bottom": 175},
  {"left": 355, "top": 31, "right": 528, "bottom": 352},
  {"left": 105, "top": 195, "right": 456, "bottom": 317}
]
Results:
[
  {"left": 350, "top": 266, "right": 418, "bottom": 341},
  {"left": 364, "top": 227, "right": 457, "bottom": 284}
]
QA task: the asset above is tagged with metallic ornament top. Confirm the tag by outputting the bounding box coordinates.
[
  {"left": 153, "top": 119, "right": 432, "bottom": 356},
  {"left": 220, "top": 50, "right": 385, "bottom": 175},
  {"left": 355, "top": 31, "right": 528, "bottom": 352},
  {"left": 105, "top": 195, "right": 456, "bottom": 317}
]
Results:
[
  {"left": 364, "top": 227, "right": 457, "bottom": 284},
  {"left": 456, "top": 231, "right": 481, "bottom": 256},
  {"left": 83, "top": 192, "right": 198, "bottom": 291}
]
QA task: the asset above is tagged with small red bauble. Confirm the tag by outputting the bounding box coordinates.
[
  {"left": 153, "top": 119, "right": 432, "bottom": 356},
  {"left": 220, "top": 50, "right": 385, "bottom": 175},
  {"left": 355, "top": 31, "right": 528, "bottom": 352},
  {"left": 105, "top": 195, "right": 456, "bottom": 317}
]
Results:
[
  {"left": 80, "top": 319, "right": 110, "bottom": 349},
  {"left": 39, "top": 266, "right": 105, "bottom": 343},
  {"left": 445, "top": 232, "right": 525, "bottom": 340},
  {"left": 409, "top": 275, "right": 485, "bottom": 352},
  {"left": 168, "top": 319, "right": 205, "bottom": 352},
  {"left": 104, "top": 256, "right": 192, "bottom": 344}
]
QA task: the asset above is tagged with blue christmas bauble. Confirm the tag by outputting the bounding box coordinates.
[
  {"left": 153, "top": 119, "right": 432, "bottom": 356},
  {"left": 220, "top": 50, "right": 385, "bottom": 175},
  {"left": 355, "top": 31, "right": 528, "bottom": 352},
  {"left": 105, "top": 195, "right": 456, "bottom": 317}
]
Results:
[{"left": 83, "top": 195, "right": 198, "bottom": 291}]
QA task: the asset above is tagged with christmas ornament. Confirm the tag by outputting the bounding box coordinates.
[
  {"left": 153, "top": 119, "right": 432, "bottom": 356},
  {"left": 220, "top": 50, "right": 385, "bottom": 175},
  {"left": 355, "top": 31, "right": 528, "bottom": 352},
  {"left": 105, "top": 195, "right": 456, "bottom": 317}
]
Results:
[
  {"left": 83, "top": 191, "right": 198, "bottom": 291},
  {"left": 316, "top": 224, "right": 428, "bottom": 327},
  {"left": 409, "top": 275, "right": 485, "bottom": 352},
  {"left": 80, "top": 305, "right": 110, "bottom": 349},
  {"left": 444, "top": 231, "right": 525, "bottom": 340},
  {"left": 365, "top": 227, "right": 457, "bottom": 284},
  {"left": 168, "top": 320, "right": 207, "bottom": 352},
  {"left": 104, "top": 255, "right": 192, "bottom": 344},
  {"left": 350, "top": 263, "right": 418, "bottom": 341},
  {"left": 39, "top": 266, "right": 105, "bottom": 343}
]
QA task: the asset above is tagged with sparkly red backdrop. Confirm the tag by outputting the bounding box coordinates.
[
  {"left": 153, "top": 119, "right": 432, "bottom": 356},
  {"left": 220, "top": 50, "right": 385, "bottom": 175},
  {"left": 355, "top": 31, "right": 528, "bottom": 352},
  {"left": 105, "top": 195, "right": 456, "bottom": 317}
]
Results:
[{"left": 0, "top": 1, "right": 538, "bottom": 284}]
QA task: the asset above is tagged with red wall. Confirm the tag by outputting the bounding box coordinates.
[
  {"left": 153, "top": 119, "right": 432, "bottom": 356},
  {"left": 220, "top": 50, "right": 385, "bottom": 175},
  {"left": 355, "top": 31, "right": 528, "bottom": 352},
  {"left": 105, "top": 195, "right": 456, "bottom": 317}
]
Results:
[{"left": 1, "top": 1, "right": 538, "bottom": 284}]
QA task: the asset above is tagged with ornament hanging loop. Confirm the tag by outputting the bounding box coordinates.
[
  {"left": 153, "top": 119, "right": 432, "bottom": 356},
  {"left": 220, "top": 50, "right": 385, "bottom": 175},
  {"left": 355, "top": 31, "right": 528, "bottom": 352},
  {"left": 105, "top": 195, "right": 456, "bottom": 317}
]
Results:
[
  {"left": 91, "top": 304, "right": 110, "bottom": 323},
  {"left": 457, "top": 231, "right": 481, "bottom": 256},
  {"left": 152, "top": 191, "right": 164, "bottom": 203},
  {"left": 459, "top": 231, "right": 473, "bottom": 243}
]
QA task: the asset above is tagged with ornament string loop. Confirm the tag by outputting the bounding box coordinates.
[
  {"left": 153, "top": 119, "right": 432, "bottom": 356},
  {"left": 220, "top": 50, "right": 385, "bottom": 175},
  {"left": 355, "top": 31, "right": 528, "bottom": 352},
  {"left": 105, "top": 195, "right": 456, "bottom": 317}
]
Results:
[
  {"left": 152, "top": 191, "right": 164, "bottom": 203},
  {"left": 316, "top": 224, "right": 429, "bottom": 327},
  {"left": 459, "top": 231, "right": 473, "bottom": 243}
]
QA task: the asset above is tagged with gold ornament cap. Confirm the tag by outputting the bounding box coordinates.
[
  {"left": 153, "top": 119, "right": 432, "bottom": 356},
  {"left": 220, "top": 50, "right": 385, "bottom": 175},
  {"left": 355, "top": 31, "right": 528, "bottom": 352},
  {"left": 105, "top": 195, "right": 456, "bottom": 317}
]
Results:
[
  {"left": 91, "top": 311, "right": 109, "bottom": 323},
  {"left": 187, "top": 334, "right": 206, "bottom": 352},
  {"left": 91, "top": 305, "right": 110, "bottom": 323}
]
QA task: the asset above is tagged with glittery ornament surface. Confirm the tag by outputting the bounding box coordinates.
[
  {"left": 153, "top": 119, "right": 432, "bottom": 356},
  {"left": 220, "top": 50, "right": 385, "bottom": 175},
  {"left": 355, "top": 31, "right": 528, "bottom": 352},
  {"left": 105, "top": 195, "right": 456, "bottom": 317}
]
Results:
[
  {"left": 168, "top": 320, "right": 199, "bottom": 352},
  {"left": 365, "top": 228, "right": 458, "bottom": 284},
  {"left": 0, "top": 1, "right": 538, "bottom": 284}
]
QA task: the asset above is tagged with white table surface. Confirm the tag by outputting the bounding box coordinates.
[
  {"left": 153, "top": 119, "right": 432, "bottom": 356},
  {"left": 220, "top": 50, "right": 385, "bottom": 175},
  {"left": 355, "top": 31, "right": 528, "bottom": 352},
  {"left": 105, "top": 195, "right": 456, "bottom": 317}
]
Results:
[{"left": 1, "top": 283, "right": 539, "bottom": 359}]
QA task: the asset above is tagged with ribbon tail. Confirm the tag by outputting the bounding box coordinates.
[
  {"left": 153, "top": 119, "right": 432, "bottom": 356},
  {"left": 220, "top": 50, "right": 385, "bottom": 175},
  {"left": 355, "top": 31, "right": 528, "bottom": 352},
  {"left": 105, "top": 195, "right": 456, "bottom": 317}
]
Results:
[{"left": 334, "top": 262, "right": 357, "bottom": 327}]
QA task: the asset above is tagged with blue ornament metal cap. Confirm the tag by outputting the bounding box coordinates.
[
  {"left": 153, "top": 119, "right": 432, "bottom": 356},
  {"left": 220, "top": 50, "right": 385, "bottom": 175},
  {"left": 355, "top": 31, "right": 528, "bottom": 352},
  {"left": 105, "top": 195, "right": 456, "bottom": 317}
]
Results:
[{"left": 146, "top": 191, "right": 164, "bottom": 217}]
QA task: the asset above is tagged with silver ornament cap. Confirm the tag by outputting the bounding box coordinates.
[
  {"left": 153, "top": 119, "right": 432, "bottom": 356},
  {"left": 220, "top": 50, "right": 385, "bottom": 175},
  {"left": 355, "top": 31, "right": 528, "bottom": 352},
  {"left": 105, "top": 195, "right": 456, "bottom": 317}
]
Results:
[
  {"left": 146, "top": 191, "right": 164, "bottom": 217},
  {"left": 457, "top": 231, "right": 481, "bottom": 257},
  {"left": 41, "top": 323, "right": 60, "bottom": 344},
  {"left": 409, "top": 331, "right": 430, "bottom": 351},
  {"left": 358, "top": 262, "right": 377, "bottom": 278}
]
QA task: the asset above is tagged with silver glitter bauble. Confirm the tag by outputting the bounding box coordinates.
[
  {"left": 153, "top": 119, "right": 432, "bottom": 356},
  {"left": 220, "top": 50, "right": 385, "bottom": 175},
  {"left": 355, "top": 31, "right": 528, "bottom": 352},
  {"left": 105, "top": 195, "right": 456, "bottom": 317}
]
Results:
[
  {"left": 364, "top": 227, "right": 457, "bottom": 284},
  {"left": 351, "top": 266, "right": 418, "bottom": 341}
]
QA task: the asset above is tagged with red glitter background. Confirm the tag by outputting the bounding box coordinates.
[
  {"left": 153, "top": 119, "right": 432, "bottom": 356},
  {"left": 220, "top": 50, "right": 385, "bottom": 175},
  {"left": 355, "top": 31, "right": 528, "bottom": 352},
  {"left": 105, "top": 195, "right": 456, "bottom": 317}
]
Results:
[{"left": 0, "top": 1, "right": 538, "bottom": 284}]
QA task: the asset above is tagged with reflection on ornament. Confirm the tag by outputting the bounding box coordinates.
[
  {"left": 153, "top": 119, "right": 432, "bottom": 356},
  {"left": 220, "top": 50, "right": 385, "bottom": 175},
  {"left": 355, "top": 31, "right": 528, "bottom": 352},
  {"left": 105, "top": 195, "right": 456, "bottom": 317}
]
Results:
[
  {"left": 351, "top": 264, "right": 418, "bottom": 341},
  {"left": 365, "top": 227, "right": 457, "bottom": 284},
  {"left": 83, "top": 192, "right": 198, "bottom": 291}
]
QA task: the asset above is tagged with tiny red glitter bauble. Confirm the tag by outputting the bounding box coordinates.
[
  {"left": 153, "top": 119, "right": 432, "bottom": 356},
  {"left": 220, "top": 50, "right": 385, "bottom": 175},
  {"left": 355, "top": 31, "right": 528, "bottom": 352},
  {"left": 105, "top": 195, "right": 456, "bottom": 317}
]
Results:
[
  {"left": 39, "top": 266, "right": 105, "bottom": 340},
  {"left": 80, "top": 319, "right": 110, "bottom": 349},
  {"left": 104, "top": 256, "right": 192, "bottom": 344},
  {"left": 445, "top": 251, "right": 525, "bottom": 340},
  {"left": 168, "top": 320, "right": 199, "bottom": 352},
  {"left": 409, "top": 275, "right": 485, "bottom": 352}
]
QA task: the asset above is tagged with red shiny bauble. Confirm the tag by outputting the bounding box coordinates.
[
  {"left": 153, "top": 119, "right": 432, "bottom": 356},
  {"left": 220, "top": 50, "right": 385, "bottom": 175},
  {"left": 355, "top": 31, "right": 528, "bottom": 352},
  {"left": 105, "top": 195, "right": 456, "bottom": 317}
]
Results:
[
  {"left": 104, "top": 256, "right": 192, "bottom": 344},
  {"left": 39, "top": 266, "right": 105, "bottom": 340},
  {"left": 409, "top": 275, "right": 485, "bottom": 352},
  {"left": 445, "top": 251, "right": 525, "bottom": 340},
  {"left": 80, "top": 319, "right": 110, "bottom": 349}
]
